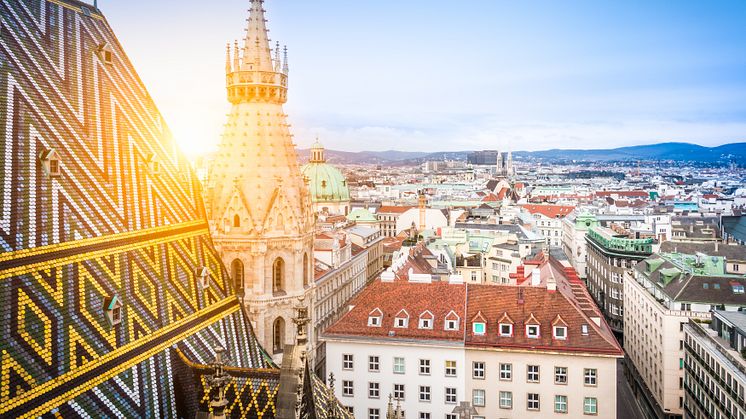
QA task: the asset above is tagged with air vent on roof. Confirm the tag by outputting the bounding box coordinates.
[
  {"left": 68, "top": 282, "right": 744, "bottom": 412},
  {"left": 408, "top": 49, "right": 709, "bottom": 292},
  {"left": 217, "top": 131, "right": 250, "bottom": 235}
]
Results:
[
  {"left": 81, "top": 6, "right": 91, "bottom": 17},
  {"left": 388, "top": 331, "right": 395, "bottom": 337}
]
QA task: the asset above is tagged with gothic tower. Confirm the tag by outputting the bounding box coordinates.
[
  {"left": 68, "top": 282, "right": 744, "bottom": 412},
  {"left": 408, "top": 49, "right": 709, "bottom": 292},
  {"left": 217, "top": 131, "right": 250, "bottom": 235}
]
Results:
[{"left": 206, "top": 0, "right": 314, "bottom": 358}]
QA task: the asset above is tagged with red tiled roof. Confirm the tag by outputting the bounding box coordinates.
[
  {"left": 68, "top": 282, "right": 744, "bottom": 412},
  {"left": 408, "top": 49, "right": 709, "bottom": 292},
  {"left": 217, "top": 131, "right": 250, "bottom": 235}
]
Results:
[
  {"left": 521, "top": 204, "right": 575, "bottom": 219},
  {"left": 466, "top": 259, "right": 622, "bottom": 355},
  {"left": 324, "top": 279, "right": 466, "bottom": 341},
  {"left": 482, "top": 193, "right": 499, "bottom": 202},
  {"left": 496, "top": 187, "right": 510, "bottom": 200},
  {"left": 378, "top": 206, "right": 415, "bottom": 214},
  {"left": 325, "top": 253, "right": 623, "bottom": 356}
]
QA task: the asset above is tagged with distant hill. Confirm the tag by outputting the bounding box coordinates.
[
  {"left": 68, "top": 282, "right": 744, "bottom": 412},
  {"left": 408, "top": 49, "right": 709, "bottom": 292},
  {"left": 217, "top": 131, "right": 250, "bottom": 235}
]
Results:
[{"left": 297, "top": 142, "right": 746, "bottom": 164}]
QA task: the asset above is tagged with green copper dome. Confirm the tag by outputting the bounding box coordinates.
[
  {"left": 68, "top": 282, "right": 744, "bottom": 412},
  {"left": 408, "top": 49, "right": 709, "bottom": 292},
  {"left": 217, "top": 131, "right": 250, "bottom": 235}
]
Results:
[{"left": 301, "top": 140, "right": 350, "bottom": 203}]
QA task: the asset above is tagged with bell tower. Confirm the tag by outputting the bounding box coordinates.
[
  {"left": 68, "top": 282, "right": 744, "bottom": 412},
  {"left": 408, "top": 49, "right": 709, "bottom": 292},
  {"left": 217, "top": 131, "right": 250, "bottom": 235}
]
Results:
[{"left": 206, "top": 0, "right": 314, "bottom": 359}]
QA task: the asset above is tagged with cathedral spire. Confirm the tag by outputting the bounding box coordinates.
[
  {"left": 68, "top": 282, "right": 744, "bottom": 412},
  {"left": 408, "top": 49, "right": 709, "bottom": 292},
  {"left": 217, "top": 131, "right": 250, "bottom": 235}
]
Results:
[{"left": 243, "top": 0, "right": 273, "bottom": 71}]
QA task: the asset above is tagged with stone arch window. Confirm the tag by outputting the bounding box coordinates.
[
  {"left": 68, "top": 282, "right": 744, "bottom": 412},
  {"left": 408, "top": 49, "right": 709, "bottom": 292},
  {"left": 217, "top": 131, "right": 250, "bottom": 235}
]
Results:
[
  {"left": 272, "top": 257, "right": 285, "bottom": 294},
  {"left": 231, "top": 259, "right": 244, "bottom": 294},
  {"left": 233, "top": 214, "right": 240, "bottom": 228},
  {"left": 321, "top": 180, "right": 327, "bottom": 188},
  {"left": 303, "top": 253, "right": 309, "bottom": 287},
  {"left": 273, "top": 317, "right": 285, "bottom": 354}
]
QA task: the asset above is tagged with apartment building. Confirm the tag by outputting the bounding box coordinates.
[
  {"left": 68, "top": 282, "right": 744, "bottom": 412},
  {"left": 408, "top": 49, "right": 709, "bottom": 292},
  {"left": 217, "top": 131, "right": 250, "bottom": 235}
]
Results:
[
  {"left": 324, "top": 250, "right": 623, "bottom": 419},
  {"left": 586, "top": 225, "right": 653, "bottom": 334},
  {"left": 561, "top": 212, "right": 600, "bottom": 279},
  {"left": 624, "top": 251, "right": 746, "bottom": 419},
  {"left": 683, "top": 311, "right": 746, "bottom": 419},
  {"left": 377, "top": 206, "right": 415, "bottom": 237},
  {"left": 521, "top": 204, "right": 575, "bottom": 247}
]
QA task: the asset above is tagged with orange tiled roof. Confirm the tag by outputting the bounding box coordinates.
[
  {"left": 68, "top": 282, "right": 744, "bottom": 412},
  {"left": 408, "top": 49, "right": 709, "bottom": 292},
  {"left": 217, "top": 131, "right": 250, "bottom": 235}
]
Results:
[
  {"left": 377, "top": 206, "right": 415, "bottom": 214},
  {"left": 521, "top": 204, "right": 575, "bottom": 219}
]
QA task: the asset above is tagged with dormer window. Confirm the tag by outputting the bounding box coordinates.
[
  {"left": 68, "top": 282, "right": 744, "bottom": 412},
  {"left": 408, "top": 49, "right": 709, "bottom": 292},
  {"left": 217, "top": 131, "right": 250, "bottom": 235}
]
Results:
[
  {"left": 195, "top": 266, "right": 210, "bottom": 289},
  {"left": 368, "top": 308, "right": 383, "bottom": 327},
  {"left": 552, "top": 315, "right": 568, "bottom": 340},
  {"left": 394, "top": 309, "right": 409, "bottom": 328},
  {"left": 499, "top": 323, "right": 513, "bottom": 337},
  {"left": 418, "top": 311, "right": 434, "bottom": 329},
  {"left": 39, "top": 148, "right": 61, "bottom": 178},
  {"left": 498, "top": 312, "right": 514, "bottom": 337},
  {"left": 97, "top": 42, "right": 113, "bottom": 65},
  {"left": 553, "top": 326, "right": 567, "bottom": 340},
  {"left": 103, "top": 294, "right": 123, "bottom": 326},
  {"left": 444, "top": 310, "right": 460, "bottom": 331},
  {"left": 471, "top": 311, "right": 487, "bottom": 335},
  {"left": 526, "top": 325, "right": 540, "bottom": 338}
]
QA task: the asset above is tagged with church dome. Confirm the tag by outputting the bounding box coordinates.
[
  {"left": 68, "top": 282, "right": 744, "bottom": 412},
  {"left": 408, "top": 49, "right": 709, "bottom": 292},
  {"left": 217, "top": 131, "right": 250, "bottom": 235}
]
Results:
[{"left": 301, "top": 140, "right": 350, "bottom": 203}]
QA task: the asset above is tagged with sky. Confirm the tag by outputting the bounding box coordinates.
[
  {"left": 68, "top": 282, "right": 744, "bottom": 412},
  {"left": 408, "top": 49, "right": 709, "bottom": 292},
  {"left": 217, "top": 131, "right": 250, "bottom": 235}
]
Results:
[{"left": 101, "top": 0, "right": 746, "bottom": 156}]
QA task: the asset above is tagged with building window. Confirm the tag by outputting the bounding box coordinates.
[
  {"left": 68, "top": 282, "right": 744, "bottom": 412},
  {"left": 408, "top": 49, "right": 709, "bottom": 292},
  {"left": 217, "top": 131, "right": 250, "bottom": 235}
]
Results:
[
  {"left": 499, "top": 323, "right": 513, "bottom": 337},
  {"left": 553, "top": 326, "right": 567, "bottom": 340},
  {"left": 581, "top": 324, "right": 589, "bottom": 335},
  {"left": 472, "top": 389, "right": 485, "bottom": 407},
  {"left": 419, "top": 359, "right": 431, "bottom": 375},
  {"left": 394, "top": 309, "right": 410, "bottom": 328},
  {"left": 368, "top": 309, "right": 383, "bottom": 327},
  {"left": 555, "top": 395, "right": 568, "bottom": 413},
  {"left": 584, "top": 397, "right": 598, "bottom": 415},
  {"left": 272, "top": 257, "right": 285, "bottom": 294},
  {"left": 342, "top": 380, "right": 353, "bottom": 397},
  {"left": 445, "top": 360, "right": 457, "bottom": 377},
  {"left": 303, "top": 252, "right": 309, "bottom": 287},
  {"left": 499, "top": 391, "right": 512, "bottom": 409},
  {"left": 526, "top": 324, "right": 540, "bottom": 338},
  {"left": 444, "top": 311, "right": 460, "bottom": 330},
  {"left": 584, "top": 369, "right": 597, "bottom": 386},
  {"left": 103, "top": 294, "right": 123, "bottom": 326},
  {"left": 393, "top": 384, "right": 405, "bottom": 400},
  {"left": 472, "top": 361, "right": 485, "bottom": 379},
  {"left": 230, "top": 259, "right": 244, "bottom": 294},
  {"left": 473, "top": 322, "right": 486, "bottom": 335},
  {"left": 368, "top": 382, "right": 380, "bottom": 399},
  {"left": 369, "top": 355, "right": 380, "bottom": 372},
  {"left": 445, "top": 387, "right": 457, "bottom": 404},
  {"left": 342, "top": 354, "right": 353, "bottom": 370},
  {"left": 272, "top": 317, "right": 285, "bottom": 354},
  {"left": 418, "top": 413, "right": 430, "bottom": 419},
  {"left": 527, "top": 365, "right": 540, "bottom": 383},
  {"left": 419, "top": 317, "right": 433, "bottom": 329},
  {"left": 555, "top": 366, "right": 568, "bottom": 384},
  {"left": 39, "top": 148, "right": 62, "bottom": 178},
  {"left": 419, "top": 386, "right": 431, "bottom": 402},
  {"left": 233, "top": 214, "right": 241, "bottom": 227},
  {"left": 500, "top": 363, "right": 512, "bottom": 380},
  {"left": 527, "top": 393, "right": 540, "bottom": 410},
  {"left": 394, "top": 357, "right": 405, "bottom": 374},
  {"left": 368, "top": 408, "right": 380, "bottom": 419},
  {"left": 446, "top": 415, "right": 457, "bottom": 419}
]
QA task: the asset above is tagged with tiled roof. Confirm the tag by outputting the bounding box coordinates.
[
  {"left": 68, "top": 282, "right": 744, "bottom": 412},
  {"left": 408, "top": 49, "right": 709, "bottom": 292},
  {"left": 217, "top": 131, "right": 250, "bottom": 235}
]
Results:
[
  {"left": 466, "top": 283, "right": 622, "bottom": 355},
  {"left": 377, "top": 206, "right": 415, "bottom": 214},
  {"left": 521, "top": 204, "right": 576, "bottom": 219},
  {"left": 325, "top": 253, "right": 623, "bottom": 356},
  {"left": 323, "top": 279, "right": 466, "bottom": 342},
  {"left": 595, "top": 190, "right": 649, "bottom": 198}
]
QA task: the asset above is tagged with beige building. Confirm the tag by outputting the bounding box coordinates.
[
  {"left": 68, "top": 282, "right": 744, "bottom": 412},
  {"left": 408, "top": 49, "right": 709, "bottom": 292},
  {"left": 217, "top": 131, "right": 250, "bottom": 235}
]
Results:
[
  {"left": 205, "top": 1, "right": 314, "bottom": 357},
  {"left": 324, "top": 249, "right": 623, "bottom": 418},
  {"left": 624, "top": 250, "right": 746, "bottom": 419}
]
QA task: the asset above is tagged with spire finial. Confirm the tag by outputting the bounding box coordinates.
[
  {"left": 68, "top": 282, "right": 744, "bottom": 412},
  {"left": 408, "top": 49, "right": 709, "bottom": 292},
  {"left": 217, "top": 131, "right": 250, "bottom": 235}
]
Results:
[
  {"left": 233, "top": 40, "right": 240, "bottom": 71},
  {"left": 274, "top": 41, "right": 282, "bottom": 72},
  {"left": 282, "top": 45, "right": 289, "bottom": 74},
  {"left": 225, "top": 43, "right": 231, "bottom": 73}
]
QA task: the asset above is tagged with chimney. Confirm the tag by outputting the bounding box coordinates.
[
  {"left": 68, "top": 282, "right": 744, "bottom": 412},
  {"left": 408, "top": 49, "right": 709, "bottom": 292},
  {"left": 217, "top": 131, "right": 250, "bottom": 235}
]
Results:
[
  {"left": 547, "top": 277, "right": 557, "bottom": 292},
  {"left": 531, "top": 268, "right": 541, "bottom": 286},
  {"left": 381, "top": 269, "right": 395, "bottom": 282}
]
